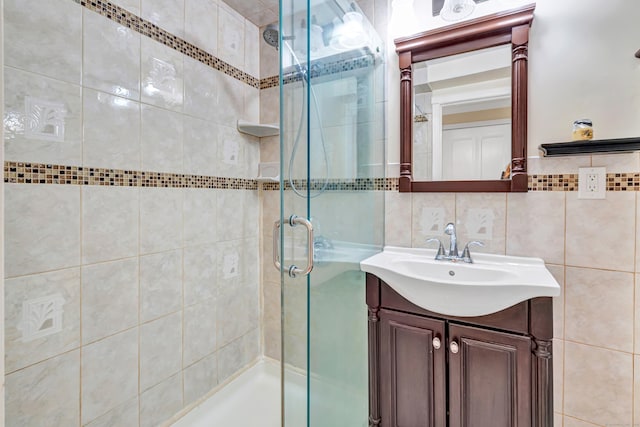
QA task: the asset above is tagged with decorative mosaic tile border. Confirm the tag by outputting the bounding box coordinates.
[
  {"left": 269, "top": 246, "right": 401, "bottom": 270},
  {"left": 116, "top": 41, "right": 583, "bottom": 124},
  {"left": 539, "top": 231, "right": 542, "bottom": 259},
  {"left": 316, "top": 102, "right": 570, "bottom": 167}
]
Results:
[
  {"left": 74, "top": 0, "right": 264, "bottom": 89},
  {"left": 4, "top": 162, "right": 258, "bottom": 190},
  {"left": 282, "top": 54, "right": 378, "bottom": 85},
  {"left": 260, "top": 76, "right": 280, "bottom": 90},
  {"left": 11, "top": 162, "right": 636, "bottom": 192}
]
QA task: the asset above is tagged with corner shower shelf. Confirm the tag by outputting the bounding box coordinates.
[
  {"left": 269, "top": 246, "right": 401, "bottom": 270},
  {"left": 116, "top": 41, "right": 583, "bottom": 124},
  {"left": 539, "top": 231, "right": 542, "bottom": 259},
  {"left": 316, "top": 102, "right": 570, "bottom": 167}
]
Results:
[
  {"left": 256, "top": 162, "right": 279, "bottom": 183},
  {"left": 237, "top": 120, "right": 279, "bottom": 138},
  {"left": 539, "top": 137, "right": 640, "bottom": 157}
]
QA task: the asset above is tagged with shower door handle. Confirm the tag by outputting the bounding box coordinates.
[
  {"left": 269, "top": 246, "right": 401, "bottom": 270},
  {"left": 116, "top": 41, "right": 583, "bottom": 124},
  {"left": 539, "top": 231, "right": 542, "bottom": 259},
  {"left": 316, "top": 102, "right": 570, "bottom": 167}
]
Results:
[{"left": 273, "top": 215, "right": 314, "bottom": 278}]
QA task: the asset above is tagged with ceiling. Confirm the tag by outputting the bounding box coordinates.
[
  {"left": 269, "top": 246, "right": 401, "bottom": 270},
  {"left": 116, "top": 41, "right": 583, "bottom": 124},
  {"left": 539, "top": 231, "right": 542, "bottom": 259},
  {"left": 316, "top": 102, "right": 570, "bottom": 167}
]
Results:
[{"left": 224, "top": 0, "right": 279, "bottom": 27}]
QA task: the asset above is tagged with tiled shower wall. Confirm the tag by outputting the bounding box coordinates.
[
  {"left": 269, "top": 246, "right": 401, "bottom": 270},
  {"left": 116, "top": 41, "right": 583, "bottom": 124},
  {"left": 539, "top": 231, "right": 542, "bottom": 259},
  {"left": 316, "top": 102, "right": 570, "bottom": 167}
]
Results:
[{"left": 3, "top": 0, "right": 262, "bottom": 425}]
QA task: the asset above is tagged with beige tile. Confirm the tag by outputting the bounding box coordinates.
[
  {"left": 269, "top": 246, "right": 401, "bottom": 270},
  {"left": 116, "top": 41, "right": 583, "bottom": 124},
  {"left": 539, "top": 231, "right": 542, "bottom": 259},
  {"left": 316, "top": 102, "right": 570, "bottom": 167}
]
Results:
[
  {"left": 83, "top": 88, "right": 141, "bottom": 170},
  {"left": 637, "top": 275, "right": 640, "bottom": 354},
  {"left": 185, "top": 0, "right": 218, "bottom": 56},
  {"left": 141, "top": 36, "right": 184, "bottom": 111},
  {"left": 184, "top": 57, "right": 220, "bottom": 121},
  {"left": 184, "top": 244, "right": 218, "bottom": 306},
  {"left": 82, "top": 329, "right": 138, "bottom": 425},
  {"left": 6, "top": 350, "right": 80, "bottom": 426},
  {"left": 636, "top": 355, "right": 640, "bottom": 427},
  {"left": 564, "top": 342, "right": 632, "bottom": 426},
  {"left": 140, "top": 312, "right": 182, "bottom": 391},
  {"left": 82, "top": 259, "right": 138, "bottom": 344},
  {"left": 140, "top": 188, "right": 183, "bottom": 254},
  {"left": 259, "top": 136, "right": 279, "bottom": 163},
  {"left": 565, "top": 267, "right": 634, "bottom": 352},
  {"left": 140, "top": 373, "right": 183, "bottom": 427},
  {"left": 140, "top": 250, "right": 183, "bottom": 322},
  {"left": 141, "top": 0, "right": 185, "bottom": 38},
  {"left": 85, "top": 397, "right": 139, "bottom": 427},
  {"left": 218, "top": 2, "right": 245, "bottom": 70},
  {"left": 3, "top": 67, "right": 83, "bottom": 165},
  {"left": 184, "top": 301, "right": 217, "bottom": 366},
  {"left": 141, "top": 104, "right": 183, "bottom": 174},
  {"left": 554, "top": 413, "right": 562, "bottom": 427},
  {"left": 183, "top": 116, "right": 219, "bottom": 176},
  {"left": 562, "top": 416, "right": 601, "bottom": 427},
  {"left": 5, "top": 269, "right": 80, "bottom": 373},
  {"left": 184, "top": 353, "right": 218, "bottom": 406},
  {"left": 5, "top": 184, "right": 80, "bottom": 278},
  {"left": 218, "top": 328, "right": 260, "bottom": 382},
  {"left": 216, "top": 73, "right": 245, "bottom": 134},
  {"left": 455, "top": 193, "right": 506, "bottom": 255},
  {"left": 184, "top": 189, "right": 218, "bottom": 246},
  {"left": 244, "top": 20, "right": 260, "bottom": 78},
  {"left": 83, "top": 10, "right": 140, "bottom": 100},
  {"left": 553, "top": 339, "right": 564, "bottom": 415},
  {"left": 385, "top": 191, "right": 412, "bottom": 247},
  {"left": 411, "top": 193, "right": 456, "bottom": 248},
  {"left": 4, "top": 0, "right": 82, "bottom": 84},
  {"left": 260, "top": 31, "right": 279, "bottom": 78},
  {"left": 548, "top": 264, "right": 565, "bottom": 339},
  {"left": 110, "top": 0, "right": 140, "bottom": 15},
  {"left": 82, "top": 186, "right": 139, "bottom": 264},
  {"left": 592, "top": 152, "right": 640, "bottom": 173},
  {"left": 217, "top": 285, "right": 260, "bottom": 347},
  {"left": 566, "top": 192, "right": 635, "bottom": 272},
  {"left": 506, "top": 192, "right": 565, "bottom": 265},
  {"left": 259, "top": 86, "right": 279, "bottom": 125}
]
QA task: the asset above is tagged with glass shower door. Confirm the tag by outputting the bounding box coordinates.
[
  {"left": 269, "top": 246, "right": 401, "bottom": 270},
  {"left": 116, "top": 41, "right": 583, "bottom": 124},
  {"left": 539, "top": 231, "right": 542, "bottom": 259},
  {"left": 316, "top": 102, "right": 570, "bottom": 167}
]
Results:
[{"left": 278, "top": 1, "right": 385, "bottom": 426}]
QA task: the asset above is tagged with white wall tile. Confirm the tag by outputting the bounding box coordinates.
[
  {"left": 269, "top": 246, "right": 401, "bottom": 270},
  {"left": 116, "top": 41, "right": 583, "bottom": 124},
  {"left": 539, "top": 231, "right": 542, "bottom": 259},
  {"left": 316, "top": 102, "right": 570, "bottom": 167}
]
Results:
[
  {"left": 140, "top": 373, "right": 183, "bottom": 427},
  {"left": 141, "top": 0, "right": 185, "bottom": 38},
  {"left": 82, "top": 259, "right": 139, "bottom": 344},
  {"left": 82, "top": 329, "right": 138, "bottom": 425},
  {"left": 140, "top": 250, "right": 183, "bottom": 322},
  {"left": 5, "top": 184, "right": 80, "bottom": 278},
  {"left": 141, "top": 104, "right": 184, "bottom": 173},
  {"left": 110, "top": 0, "right": 140, "bottom": 15},
  {"left": 184, "top": 57, "right": 220, "bottom": 121},
  {"left": 185, "top": 0, "right": 219, "bottom": 56},
  {"left": 82, "top": 186, "right": 139, "bottom": 264},
  {"left": 184, "top": 302, "right": 217, "bottom": 366},
  {"left": 83, "top": 9, "right": 141, "bottom": 100},
  {"left": 244, "top": 20, "right": 260, "bottom": 78},
  {"left": 140, "top": 312, "right": 183, "bottom": 391},
  {"left": 3, "top": 67, "right": 83, "bottom": 165},
  {"left": 140, "top": 188, "right": 183, "bottom": 254},
  {"left": 184, "top": 188, "right": 218, "bottom": 246},
  {"left": 83, "top": 88, "right": 141, "bottom": 170},
  {"left": 183, "top": 116, "right": 219, "bottom": 176},
  {"left": 215, "top": 73, "right": 245, "bottom": 128},
  {"left": 141, "top": 36, "right": 185, "bottom": 112},
  {"left": 218, "top": 3, "right": 245, "bottom": 70},
  {"left": 5, "top": 268, "right": 80, "bottom": 373},
  {"left": 184, "top": 353, "right": 218, "bottom": 406},
  {"left": 217, "top": 285, "right": 259, "bottom": 347},
  {"left": 6, "top": 351, "right": 80, "bottom": 427},
  {"left": 410, "top": 193, "right": 456, "bottom": 248},
  {"left": 184, "top": 244, "right": 218, "bottom": 306},
  {"left": 4, "top": 0, "right": 82, "bottom": 84}
]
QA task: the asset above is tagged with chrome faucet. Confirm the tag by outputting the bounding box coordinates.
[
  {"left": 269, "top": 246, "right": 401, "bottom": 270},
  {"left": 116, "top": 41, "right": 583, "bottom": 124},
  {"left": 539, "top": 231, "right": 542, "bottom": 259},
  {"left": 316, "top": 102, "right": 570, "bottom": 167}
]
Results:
[{"left": 426, "top": 222, "right": 485, "bottom": 263}]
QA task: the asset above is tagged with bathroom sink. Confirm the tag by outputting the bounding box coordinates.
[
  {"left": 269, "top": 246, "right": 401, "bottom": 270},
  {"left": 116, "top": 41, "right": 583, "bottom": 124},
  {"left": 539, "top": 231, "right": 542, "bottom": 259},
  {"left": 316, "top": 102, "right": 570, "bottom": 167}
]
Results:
[{"left": 360, "top": 246, "right": 560, "bottom": 317}]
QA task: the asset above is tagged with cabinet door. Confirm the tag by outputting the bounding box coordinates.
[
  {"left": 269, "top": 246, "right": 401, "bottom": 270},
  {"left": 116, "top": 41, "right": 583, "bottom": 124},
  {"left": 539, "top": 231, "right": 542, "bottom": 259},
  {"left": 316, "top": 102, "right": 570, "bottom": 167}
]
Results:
[
  {"left": 449, "top": 323, "right": 532, "bottom": 427},
  {"left": 379, "top": 309, "right": 446, "bottom": 427}
]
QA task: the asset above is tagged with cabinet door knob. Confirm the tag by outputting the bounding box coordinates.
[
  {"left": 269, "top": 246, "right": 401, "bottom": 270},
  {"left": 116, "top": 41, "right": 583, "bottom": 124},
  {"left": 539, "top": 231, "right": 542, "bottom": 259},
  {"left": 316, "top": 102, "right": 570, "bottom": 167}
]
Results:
[
  {"left": 432, "top": 337, "right": 441, "bottom": 350},
  {"left": 450, "top": 341, "right": 459, "bottom": 354}
]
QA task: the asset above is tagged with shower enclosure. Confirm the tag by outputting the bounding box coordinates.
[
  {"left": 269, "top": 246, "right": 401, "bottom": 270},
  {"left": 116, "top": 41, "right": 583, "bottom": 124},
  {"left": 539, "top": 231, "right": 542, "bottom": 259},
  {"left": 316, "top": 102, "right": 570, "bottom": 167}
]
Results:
[{"left": 276, "top": 1, "right": 385, "bottom": 425}]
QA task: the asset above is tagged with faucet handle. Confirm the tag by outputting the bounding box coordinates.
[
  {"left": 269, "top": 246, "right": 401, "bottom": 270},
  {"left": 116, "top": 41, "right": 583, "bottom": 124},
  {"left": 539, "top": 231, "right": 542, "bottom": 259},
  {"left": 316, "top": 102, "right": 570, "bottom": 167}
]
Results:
[
  {"left": 426, "top": 238, "right": 446, "bottom": 259},
  {"left": 461, "top": 241, "right": 484, "bottom": 263}
]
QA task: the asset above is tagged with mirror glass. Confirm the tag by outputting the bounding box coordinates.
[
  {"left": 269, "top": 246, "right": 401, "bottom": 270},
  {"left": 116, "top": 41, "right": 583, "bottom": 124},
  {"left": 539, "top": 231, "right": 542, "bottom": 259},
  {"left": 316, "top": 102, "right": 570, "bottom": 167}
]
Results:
[{"left": 412, "top": 45, "right": 512, "bottom": 181}]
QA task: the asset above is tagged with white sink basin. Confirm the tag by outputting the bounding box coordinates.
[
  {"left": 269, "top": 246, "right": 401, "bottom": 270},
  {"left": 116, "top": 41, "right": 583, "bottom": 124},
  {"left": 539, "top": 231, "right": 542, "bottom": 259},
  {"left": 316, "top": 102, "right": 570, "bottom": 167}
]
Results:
[{"left": 360, "top": 246, "right": 560, "bottom": 317}]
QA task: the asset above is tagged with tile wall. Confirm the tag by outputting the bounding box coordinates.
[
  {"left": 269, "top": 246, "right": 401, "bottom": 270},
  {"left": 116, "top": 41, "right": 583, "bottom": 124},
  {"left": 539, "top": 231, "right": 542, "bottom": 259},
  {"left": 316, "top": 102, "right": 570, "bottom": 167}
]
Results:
[
  {"left": 3, "top": 0, "right": 263, "bottom": 425},
  {"left": 0, "top": 0, "right": 5, "bottom": 419}
]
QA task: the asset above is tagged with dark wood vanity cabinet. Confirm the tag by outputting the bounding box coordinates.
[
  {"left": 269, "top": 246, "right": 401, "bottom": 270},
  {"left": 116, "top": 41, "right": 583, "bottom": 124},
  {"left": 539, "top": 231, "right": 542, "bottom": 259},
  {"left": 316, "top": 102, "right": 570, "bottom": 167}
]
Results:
[{"left": 367, "top": 274, "right": 553, "bottom": 427}]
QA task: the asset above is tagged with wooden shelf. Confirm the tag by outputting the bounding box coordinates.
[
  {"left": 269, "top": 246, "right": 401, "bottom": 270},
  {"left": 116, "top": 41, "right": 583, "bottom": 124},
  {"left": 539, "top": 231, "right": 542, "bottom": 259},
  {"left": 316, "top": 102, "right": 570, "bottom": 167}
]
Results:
[{"left": 539, "top": 137, "right": 640, "bottom": 157}]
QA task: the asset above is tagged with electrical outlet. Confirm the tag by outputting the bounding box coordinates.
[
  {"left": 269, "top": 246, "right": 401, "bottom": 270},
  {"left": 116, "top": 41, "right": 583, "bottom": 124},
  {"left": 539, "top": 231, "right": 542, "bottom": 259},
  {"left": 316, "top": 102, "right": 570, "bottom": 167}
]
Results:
[{"left": 578, "top": 167, "right": 606, "bottom": 199}]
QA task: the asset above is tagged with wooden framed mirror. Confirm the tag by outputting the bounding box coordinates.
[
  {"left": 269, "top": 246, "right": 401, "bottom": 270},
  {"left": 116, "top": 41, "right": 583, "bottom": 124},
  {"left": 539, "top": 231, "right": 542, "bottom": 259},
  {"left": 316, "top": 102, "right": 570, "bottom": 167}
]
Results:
[{"left": 395, "top": 4, "right": 535, "bottom": 192}]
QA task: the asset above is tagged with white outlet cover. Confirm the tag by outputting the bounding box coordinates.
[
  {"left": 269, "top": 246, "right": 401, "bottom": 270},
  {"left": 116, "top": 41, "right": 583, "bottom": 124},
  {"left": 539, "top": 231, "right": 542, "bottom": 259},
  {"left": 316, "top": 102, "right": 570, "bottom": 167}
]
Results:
[{"left": 578, "top": 167, "right": 606, "bottom": 199}]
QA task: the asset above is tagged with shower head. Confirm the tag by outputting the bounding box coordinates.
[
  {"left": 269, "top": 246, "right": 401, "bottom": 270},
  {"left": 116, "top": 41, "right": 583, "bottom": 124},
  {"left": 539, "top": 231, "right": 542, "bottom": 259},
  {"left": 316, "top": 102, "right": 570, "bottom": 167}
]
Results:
[{"left": 263, "top": 24, "right": 279, "bottom": 50}]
